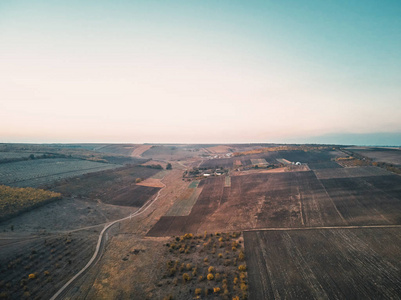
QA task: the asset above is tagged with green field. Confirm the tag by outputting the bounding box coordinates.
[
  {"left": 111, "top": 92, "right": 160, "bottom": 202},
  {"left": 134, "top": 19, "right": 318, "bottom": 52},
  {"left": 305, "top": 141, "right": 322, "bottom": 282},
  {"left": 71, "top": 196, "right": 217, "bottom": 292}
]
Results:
[{"left": 188, "top": 180, "right": 199, "bottom": 188}]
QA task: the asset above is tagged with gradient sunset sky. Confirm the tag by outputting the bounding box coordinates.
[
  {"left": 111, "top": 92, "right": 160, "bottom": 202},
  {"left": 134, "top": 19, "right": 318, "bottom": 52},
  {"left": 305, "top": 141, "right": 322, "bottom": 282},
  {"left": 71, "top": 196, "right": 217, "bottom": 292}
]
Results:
[{"left": 1, "top": 1, "right": 400, "bottom": 144}]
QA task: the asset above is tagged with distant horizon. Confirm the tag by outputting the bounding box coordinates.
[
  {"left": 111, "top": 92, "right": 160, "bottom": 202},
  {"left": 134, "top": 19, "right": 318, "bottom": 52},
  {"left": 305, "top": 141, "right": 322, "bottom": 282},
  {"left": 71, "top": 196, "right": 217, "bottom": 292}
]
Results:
[{"left": 1, "top": 131, "right": 401, "bottom": 147}]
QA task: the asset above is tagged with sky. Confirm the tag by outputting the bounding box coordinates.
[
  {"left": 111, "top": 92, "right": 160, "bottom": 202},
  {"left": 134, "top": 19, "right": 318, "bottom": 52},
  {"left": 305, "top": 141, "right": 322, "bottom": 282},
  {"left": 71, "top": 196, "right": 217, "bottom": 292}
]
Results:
[{"left": 1, "top": 0, "right": 400, "bottom": 145}]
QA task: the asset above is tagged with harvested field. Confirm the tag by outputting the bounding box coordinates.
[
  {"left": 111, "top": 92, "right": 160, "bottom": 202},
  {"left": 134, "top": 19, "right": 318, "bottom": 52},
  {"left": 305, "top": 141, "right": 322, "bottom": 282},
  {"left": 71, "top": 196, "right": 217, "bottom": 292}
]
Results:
[
  {"left": 244, "top": 228, "right": 401, "bottom": 300},
  {"left": 313, "top": 166, "right": 392, "bottom": 179},
  {"left": 0, "top": 158, "right": 121, "bottom": 188}
]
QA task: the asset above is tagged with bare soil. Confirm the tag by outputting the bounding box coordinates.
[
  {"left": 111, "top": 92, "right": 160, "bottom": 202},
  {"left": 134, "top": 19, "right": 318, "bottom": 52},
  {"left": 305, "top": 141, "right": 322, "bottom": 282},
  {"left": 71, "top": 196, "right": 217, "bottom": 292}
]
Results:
[{"left": 244, "top": 228, "right": 401, "bottom": 300}]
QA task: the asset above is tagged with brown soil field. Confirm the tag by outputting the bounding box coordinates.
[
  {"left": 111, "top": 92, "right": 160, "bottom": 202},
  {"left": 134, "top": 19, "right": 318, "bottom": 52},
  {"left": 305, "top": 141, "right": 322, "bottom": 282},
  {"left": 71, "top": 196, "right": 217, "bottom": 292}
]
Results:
[
  {"left": 148, "top": 168, "right": 401, "bottom": 236},
  {"left": 320, "top": 175, "right": 401, "bottom": 225},
  {"left": 307, "top": 161, "right": 342, "bottom": 170},
  {"left": 50, "top": 165, "right": 162, "bottom": 207},
  {"left": 313, "top": 166, "right": 392, "bottom": 179},
  {"left": 130, "top": 145, "right": 153, "bottom": 157},
  {"left": 350, "top": 148, "right": 401, "bottom": 166},
  {"left": 136, "top": 178, "right": 165, "bottom": 188},
  {"left": 101, "top": 185, "right": 161, "bottom": 207},
  {"left": 244, "top": 228, "right": 401, "bottom": 300}
]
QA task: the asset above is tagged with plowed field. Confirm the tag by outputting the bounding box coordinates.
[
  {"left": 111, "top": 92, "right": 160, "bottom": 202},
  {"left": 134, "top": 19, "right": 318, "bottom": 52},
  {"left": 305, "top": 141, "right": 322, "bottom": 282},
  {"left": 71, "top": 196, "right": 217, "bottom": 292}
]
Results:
[{"left": 244, "top": 228, "right": 401, "bottom": 300}]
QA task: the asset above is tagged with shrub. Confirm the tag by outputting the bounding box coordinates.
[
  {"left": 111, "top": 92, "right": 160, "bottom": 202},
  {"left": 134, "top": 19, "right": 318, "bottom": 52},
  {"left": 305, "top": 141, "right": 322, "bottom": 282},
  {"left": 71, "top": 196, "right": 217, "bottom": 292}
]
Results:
[
  {"left": 238, "top": 265, "right": 246, "bottom": 272},
  {"left": 195, "top": 288, "right": 202, "bottom": 295},
  {"left": 44, "top": 271, "right": 50, "bottom": 276},
  {"left": 213, "top": 287, "right": 221, "bottom": 293},
  {"left": 238, "top": 251, "right": 245, "bottom": 261},
  {"left": 207, "top": 273, "right": 214, "bottom": 280},
  {"left": 182, "top": 273, "right": 191, "bottom": 282},
  {"left": 28, "top": 273, "right": 36, "bottom": 279},
  {"left": 208, "top": 266, "right": 215, "bottom": 273}
]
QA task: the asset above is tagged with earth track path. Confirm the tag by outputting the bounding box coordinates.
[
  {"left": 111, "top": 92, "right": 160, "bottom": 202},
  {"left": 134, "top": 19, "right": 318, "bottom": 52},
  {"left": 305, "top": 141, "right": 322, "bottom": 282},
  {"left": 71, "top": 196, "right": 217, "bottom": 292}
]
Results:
[
  {"left": 244, "top": 224, "right": 401, "bottom": 232},
  {"left": 50, "top": 177, "right": 166, "bottom": 300}
]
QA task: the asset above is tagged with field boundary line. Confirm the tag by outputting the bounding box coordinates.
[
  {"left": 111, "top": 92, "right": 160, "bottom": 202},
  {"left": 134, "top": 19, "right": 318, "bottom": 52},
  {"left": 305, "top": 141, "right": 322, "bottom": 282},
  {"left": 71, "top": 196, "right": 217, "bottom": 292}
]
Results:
[{"left": 244, "top": 224, "right": 401, "bottom": 232}]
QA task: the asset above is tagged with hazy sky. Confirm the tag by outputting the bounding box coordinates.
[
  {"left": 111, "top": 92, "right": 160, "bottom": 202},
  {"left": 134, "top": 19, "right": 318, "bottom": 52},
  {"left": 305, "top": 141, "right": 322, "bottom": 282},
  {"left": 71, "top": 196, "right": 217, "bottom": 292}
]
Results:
[{"left": 1, "top": 0, "right": 400, "bottom": 144}]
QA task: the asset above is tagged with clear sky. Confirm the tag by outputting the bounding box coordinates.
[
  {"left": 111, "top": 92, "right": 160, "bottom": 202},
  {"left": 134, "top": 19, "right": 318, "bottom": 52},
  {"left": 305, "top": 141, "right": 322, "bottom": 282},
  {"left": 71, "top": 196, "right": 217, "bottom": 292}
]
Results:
[{"left": 1, "top": 0, "right": 400, "bottom": 144}]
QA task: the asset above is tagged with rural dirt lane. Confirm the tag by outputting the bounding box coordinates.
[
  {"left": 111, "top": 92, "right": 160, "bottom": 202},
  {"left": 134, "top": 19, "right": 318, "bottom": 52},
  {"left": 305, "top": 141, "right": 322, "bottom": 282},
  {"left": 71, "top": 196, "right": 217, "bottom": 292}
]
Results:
[
  {"left": 243, "top": 224, "right": 401, "bottom": 232},
  {"left": 50, "top": 178, "right": 166, "bottom": 300}
]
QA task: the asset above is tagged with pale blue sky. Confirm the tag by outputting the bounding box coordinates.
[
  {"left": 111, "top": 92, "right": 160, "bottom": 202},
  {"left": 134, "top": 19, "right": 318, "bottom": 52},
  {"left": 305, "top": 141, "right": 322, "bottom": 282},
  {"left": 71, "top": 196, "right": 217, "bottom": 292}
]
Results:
[{"left": 1, "top": 1, "right": 400, "bottom": 144}]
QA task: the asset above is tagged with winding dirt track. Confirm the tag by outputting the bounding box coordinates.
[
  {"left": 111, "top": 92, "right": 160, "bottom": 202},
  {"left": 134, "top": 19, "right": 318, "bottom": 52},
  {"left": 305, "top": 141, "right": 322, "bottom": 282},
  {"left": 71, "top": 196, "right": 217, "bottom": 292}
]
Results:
[{"left": 50, "top": 178, "right": 166, "bottom": 300}]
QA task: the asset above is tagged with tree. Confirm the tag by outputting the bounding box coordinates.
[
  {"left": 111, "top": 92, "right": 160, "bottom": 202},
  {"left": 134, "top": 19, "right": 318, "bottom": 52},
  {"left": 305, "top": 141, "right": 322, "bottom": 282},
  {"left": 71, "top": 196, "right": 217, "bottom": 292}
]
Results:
[{"left": 166, "top": 163, "right": 172, "bottom": 170}]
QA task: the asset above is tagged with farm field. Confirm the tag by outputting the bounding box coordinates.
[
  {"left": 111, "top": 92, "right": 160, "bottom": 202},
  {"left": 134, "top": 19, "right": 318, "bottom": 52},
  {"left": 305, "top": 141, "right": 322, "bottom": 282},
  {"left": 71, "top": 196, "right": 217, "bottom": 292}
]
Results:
[
  {"left": 313, "top": 166, "right": 392, "bottom": 179},
  {"left": 165, "top": 181, "right": 203, "bottom": 216},
  {"left": 279, "top": 150, "right": 339, "bottom": 163},
  {"left": 349, "top": 147, "right": 401, "bottom": 166},
  {"left": 50, "top": 165, "right": 162, "bottom": 207},
  {"left": 0, "top": 185, "right": 61, "bottom": 221},
  {"left": 0, "top": 158, "right": 121, "bottom": 188},
  {"left": 0, "top": 230, "right": 98, "bottom": 300},
  {"left": 0, "top": 152, "right": 42, "bottom": 160},
  {"left": 148, "top": 165, "right": 401, "bottom": 236},
  {"left": 244, "top": 228, "right": 401, "bottom": 300},
  {"left": 307, "top": 161, "right": 342, "bottom": 170},
  {"left": 142, "top": 145, "right": 205, "bottom": 160}
]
